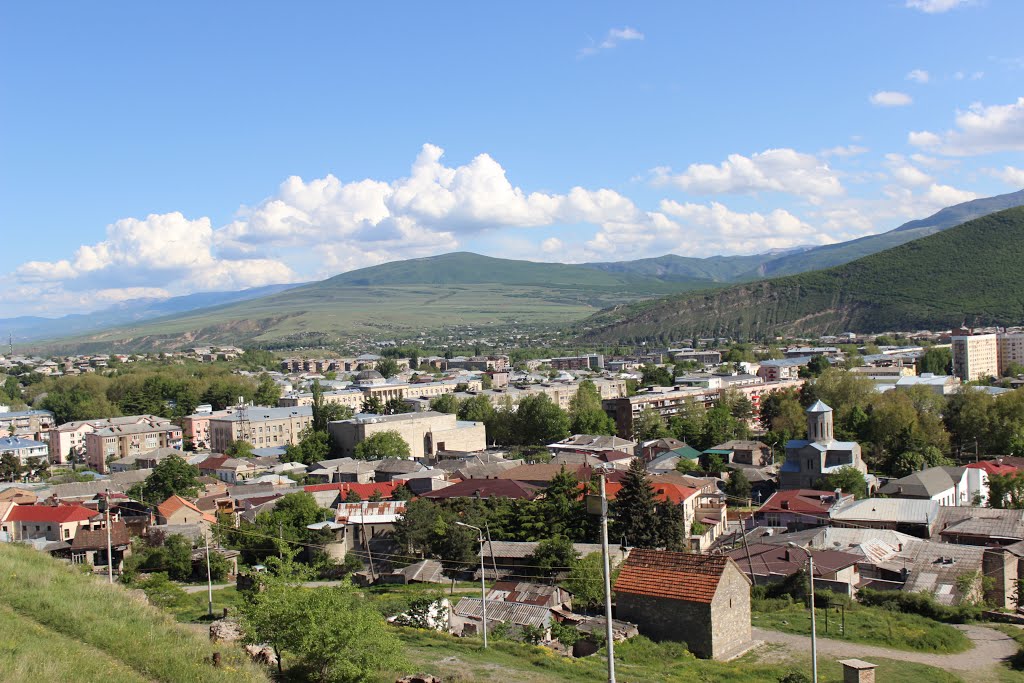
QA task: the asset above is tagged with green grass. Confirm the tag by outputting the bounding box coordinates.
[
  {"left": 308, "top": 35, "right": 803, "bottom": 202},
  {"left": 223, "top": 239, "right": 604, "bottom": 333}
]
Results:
[
  {"left": 368, "top": 628, "right": 962, "bottom": 683},
  {"left": 751, "top": 598, "right": 972, "bottom": 654},
  {"left": 0, "top": 544, "right": 268, "bottom": 683},
  {"left": 986, "top": 624, "right": 1024, "bottom": 682}
]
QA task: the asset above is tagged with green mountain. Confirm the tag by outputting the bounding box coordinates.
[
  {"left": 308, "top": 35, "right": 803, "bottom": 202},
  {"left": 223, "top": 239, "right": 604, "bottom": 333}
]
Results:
[
  {"left": 39, "top": 253, "right": 711, "bottom": 353},
  {"left": 581, "top": 189, "right": 1024, "bottom": 282},
  {"left": 577, "top": 206, "right": 1024, "bottom": 342}
]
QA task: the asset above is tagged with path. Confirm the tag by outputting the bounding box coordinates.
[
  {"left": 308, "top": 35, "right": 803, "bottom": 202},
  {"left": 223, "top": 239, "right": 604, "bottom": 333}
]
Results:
[
  {"left": 753, "top": 624, "right": 1017, "bottom": 676},
  {"left": 182, "top": 579, "right": 345, "bottom": 593}
]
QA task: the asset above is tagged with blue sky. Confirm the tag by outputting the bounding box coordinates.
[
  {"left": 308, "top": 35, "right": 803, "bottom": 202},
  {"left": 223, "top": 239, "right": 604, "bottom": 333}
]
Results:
[{"left": 2, "top": 0, "right": 1023, "bottom": 316}]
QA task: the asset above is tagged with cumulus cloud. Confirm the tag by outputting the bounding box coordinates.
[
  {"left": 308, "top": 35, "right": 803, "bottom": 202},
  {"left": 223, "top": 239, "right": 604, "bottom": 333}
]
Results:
[
  {"left": 906, "top": 69, "right": 930, "bottom": 83},
  {"left": 582, "top": 200, "right": 832, "bottom": 260},
  {"left": 651, "top": 148, "right": 843, "bottom": 202},
  {"left": 990, "top": 165, "right": 1024, "bottom": 188},
  {"left": 16, "top": 212, "right": 296, "bottom": 294},
  {"left": 905, "top": 0, "right": 971, "bottom": 13},
  {"left": 578, "top": 26, "right": 644, "bottom": 58},
  {"left": 909, "top": 97, "right": 1024, "bottom": 155},
  {"left": 884, "top": 154, "right": 933, "bottom": 187},
  {"left": 870, "top": 91, "right": 913, "bottom": 107}
]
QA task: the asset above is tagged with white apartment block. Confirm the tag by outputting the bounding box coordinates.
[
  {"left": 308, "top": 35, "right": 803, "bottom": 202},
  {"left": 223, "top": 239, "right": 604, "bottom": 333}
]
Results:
[{"left": 952, "top": 331, "right": 1024, "bottom": 381}]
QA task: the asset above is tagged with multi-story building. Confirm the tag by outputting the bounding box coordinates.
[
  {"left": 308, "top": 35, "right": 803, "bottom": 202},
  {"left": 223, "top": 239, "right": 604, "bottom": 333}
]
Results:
[
  {"left": 459, "top": 377, "right": 628, "bottom": 414},
  {"left": 549, "top": 354, "right": 605, "bottom": 371},
  {"left": 951, "top": 329, "right": 1024, "bottom": 381},
  {"left": 952, "top": 331, "right": 1000, "bottom": 381},
  {"left": 179, "top": 407, "right": 238, "bottom": 451},
  {"left": 49, "top": 415, "right": 170, "bottom": 465},
  {"left": 602, "top": 378, "right": 803, "bottom": 438},
  {"left": 209, "top": 405, "right": 314, "bottom": 453},
  {"left": 85, "top": 421, "right": 183, "bottom": 474},
  {"left": 0, "top": 407, "right": 55, "bottom": 441},
  {"left": 671, "top": 350, "right": 722, "bottom": 366},
  {"left": 328, "top": 410, "right": 487, "bottom": 460},
  {"left": 0, "top": 435, "right": 49, "bottom": 464},
  {"left": 756, "top": 357, "right": 811, "bottom": 381},
  {"left": 444, "top": 356, "right": 509, "bottom": 372}
]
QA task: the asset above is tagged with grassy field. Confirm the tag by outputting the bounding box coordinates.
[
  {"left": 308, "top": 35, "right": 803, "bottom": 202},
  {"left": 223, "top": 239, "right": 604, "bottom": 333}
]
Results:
[
  {"left": 985, "top": 624, "right": 1024, "bottom": 682},
  {"left": 751, "top": 597, "right": 972, "bottom": 654},
  {"left": 369, "top": 628, "right": 963, "bottom": 683},
  {"left": 0, "top": 544, "right": 268, "bottom": 683}
]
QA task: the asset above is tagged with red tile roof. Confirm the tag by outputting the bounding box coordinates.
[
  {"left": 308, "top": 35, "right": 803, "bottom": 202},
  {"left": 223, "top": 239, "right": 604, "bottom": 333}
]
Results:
[
  {"left": 757, "top": 489, "right": 843, "bottom": 516},
  {"left": 420, "top": 478, "right": 541, "bottom": 500},
  {"left": 303, "top": 482, "right": 398, "bottom": 499},
  {"left": 197, "top": 455, "right": 230, "bottom": 472},
  {"left": 966, "top": 460, "right": 1018, "bottom": 476},
  {"left": 614, "top": 549, "right": 736, "bottom": 604},
  {"left": 157, "top": 495, "right": 216, "bottom": 523},
  {"left": 6, "top": 504, "right": 97, "bottom": 524}
]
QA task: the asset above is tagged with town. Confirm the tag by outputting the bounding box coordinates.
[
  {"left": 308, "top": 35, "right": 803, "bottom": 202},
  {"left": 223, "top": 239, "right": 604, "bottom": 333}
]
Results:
[{"left": 3, "top": 324, "right": 1024, "bottom": 681}]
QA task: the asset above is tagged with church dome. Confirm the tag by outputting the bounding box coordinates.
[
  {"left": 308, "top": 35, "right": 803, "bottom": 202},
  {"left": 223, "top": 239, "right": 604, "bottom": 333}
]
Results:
[{"left": 355, "top": 370, "right": 385, "bottom": 386}]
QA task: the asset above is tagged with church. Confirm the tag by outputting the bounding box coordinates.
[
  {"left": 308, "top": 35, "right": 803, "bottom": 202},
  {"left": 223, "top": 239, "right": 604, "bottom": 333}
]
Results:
[{"left": 779, "top": 400, "right": 869, "bottom": 490}]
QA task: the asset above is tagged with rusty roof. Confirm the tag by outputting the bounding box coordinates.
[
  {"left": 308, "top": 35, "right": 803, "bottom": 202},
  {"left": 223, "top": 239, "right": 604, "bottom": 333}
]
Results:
[{"left": 613, "top": 548, "right": 738, "bottom": 604}]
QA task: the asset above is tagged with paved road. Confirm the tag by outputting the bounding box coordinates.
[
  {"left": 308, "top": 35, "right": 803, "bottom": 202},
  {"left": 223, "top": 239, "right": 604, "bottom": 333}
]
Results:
[{"left": 753, "top": 624, "right": 1017, "bottom": 677}]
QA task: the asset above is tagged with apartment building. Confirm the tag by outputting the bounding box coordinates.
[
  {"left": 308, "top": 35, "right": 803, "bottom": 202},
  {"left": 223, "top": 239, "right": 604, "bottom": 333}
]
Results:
[
  {"left": 49, "top": 414, "right": 170, "bottom": 465},
  {"left": 179, "top": 407, "right": 238, "bottom": 450},
  {"left": 278, "top": 377, "right": 482, "bottom": 411},
  {"left": 0, "top": 407, "right": 55, "bottom": 441},
  {"left": 0, "top": 436, "right": 49, "bottom": 464},
  {"left": 549, "top": 354, "right": 605, "bottom": 371},
  {"left": 464, "top": 377, "right": 629, "bottom": 412},
  {"left": 756, "top": 357, "right": 811, "bottom": 381},
  {"left": 951, "top": 329, "right": 1024, "bottom": 381},
  {"left": 85, "top": 422, "right": 183, "bottom": 474},
  {"left": 208, "top": 405, "right": 314, "bottom": 453}
]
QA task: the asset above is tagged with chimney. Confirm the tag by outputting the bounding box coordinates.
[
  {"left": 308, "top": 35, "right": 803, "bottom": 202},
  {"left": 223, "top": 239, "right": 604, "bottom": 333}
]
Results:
[
  {"left": 784, "top": 549, "right": 791, "bottom": 562},
  {"left": 834, "top": 488, "right": 842, "bottom": 500},
  {"left": 782, "top": 500, "right": 790, "bottom": 510}
]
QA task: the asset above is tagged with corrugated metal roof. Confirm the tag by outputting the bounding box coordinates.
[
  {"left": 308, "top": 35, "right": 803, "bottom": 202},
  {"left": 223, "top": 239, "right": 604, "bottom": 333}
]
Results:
[
  {"left": 453, "top": 597, "right": 550, "bottom": 628},
  {"left": 830, "top": 498, "right": 938, "bottom": 525}
]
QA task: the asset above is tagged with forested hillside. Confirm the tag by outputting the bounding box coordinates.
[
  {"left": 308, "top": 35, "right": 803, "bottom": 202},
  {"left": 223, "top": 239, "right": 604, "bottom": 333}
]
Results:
[{"left": 578, "top": 206, "right": 1024, "bottom": 343}]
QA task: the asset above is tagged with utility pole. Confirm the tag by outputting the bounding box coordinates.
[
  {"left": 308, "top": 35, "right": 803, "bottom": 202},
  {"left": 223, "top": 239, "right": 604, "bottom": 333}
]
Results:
[
  {"left": 361, "top": 501, "right": 375, "bottom": 579},
  {"left": 205, "top": 530, "right": 214, "bottom": 618},
  {"left": 456, "top": 522, "right": 487, "bottom": 648},
  {"left": 599, "top": 473, "right": 617, "bottom": 683},
  {"left": 789, "top": 543, "right": 817, "bottom": 683},
  {"left": 104, "top": 489, "right": 113, "bottom": 584}
]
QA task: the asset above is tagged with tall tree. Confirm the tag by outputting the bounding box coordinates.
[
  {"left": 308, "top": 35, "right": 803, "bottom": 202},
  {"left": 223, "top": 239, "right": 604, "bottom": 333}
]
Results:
[
  {"left": 539, "top": 466, "right": 589, "bottom": 541},
  {"left": 254, "top": 373, "right": 280, "bottom": 407},
  {"left": 817, "top": 466, "right": 868, "bottom": 499},
  {"left": 285, "top": 428, "right": 331, "bottom": 466},
  {"left": 376, "top": 357, "right": 400, "bottom": 379},
  {"left": 128, "top": 454, "right": 200, "bottom": 503},
  {"left": 633, "top": 408, "right": 671, "bottom": 442},
  {"left": 353, "top": 430, "right": 410, "bottom": 460},
  {"left": 612, "top": 459, "right": 661, "bottom": 548},
  {"left": 513, "top": 394, "right": 571, "bottom": 446},
  {"left": 361, "top": 395, "right": 385, "bottom": 415},
  {"left": 568, "top": 380, "right": 616, "bottom": 436},
  {"left": 430, "top": 394, "right": 460, "bottom": 414}
]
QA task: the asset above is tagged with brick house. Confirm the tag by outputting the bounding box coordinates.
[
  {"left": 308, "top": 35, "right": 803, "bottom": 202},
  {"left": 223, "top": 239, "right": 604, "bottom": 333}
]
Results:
[{"left": 613, "top": 549, "right": 751, "bottom": 660}]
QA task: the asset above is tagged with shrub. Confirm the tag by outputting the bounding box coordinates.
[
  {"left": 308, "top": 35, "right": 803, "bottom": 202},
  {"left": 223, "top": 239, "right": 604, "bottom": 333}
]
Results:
[{"left": 857, "top": 588, "right": 980, "bottom": 623}]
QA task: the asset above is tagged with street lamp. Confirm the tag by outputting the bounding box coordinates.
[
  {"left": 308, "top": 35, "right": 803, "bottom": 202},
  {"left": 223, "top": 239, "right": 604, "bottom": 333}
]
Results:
[
  {"left": 787, "top": 542, "right": 817, "bottom": 683},
  {"left": 456, "top": 521, "right": 487, "bottom": 648}
]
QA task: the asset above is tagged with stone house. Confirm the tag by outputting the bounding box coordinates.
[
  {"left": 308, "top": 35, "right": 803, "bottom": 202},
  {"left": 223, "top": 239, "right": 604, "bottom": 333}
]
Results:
[{"left": 613, "top": 549, "right": 751, "bottom": 660}]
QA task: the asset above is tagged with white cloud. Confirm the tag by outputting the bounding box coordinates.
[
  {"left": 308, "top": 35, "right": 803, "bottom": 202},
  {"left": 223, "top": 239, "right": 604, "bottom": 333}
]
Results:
[
  {"left": 884, "top": 153, "right": 933, "bottom": 187},
  {"left": 540, "top": 237, "right": 564, "bottom": 254},
  {"left": 905, "top": 0, "right": 971, "bottom": 13},
  {"left": 578, "top": 26, "right": 644, "bottom": 58},
  {"left": 821, "top": 145, "right": 869, "bottom": 158},
  {"left": 990, "top": 166, "right": 1024, "bottom": 188},
  {"left": 651, "top": 148, "right": 843, "bottom": 202},
  {"left": 906, "top": 69, "right": 930, "bottom": 83},
  {"left": 870, "top": 91, "right": 913, "bottom": 107},
  {"left": 583, "top": 200, "right": 832, "bottom": 260},
  {"left": 16, "top": 212, "right": 296, "bottom": 294},
  {"left": 909, "top": 97, "right": 1024, "bottom": 155}
]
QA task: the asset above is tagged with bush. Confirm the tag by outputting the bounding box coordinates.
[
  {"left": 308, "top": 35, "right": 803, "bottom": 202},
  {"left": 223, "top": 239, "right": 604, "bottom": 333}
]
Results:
[
  {"left": 779, "top": 671, "right": 811, "bottom": 683},
  {"left": 857, "top": 587, "right": 980, "bottom": 623}
]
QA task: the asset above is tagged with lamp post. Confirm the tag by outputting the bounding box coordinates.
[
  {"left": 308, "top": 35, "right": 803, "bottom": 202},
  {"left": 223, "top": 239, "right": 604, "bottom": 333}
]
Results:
[
  {"left": 456, "top": 521, "right": 487, "bottom": 648},
  {"left": 787, "top": 542, "right": 817, "bottom": 683}
]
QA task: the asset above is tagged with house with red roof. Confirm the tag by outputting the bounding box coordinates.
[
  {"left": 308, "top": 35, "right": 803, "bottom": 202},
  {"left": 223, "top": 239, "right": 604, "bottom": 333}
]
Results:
[
  {"left": 155, "top": 495, "right": 217, "bottom": 526},
  {"left": 606, "top": 480, "right": 728, "bottom": 551},
  {"left": 1, "top": 503, "right": 100, "bottom": 542},
  {"left": 965, "top": 459, "right": 1018, "bottom": 506},
  {"left": 751, "top": 489, "right": 853, "bottom": 531},
  {"left": 613, "top": 549, "right": 752, "bottom": 660}
]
